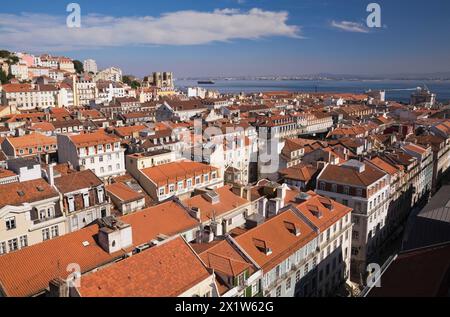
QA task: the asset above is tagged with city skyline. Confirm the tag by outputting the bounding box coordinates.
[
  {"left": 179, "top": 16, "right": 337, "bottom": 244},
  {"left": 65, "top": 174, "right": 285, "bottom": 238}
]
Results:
[{"left": 1, "top": 0, "right": 450, "bottom": 77}]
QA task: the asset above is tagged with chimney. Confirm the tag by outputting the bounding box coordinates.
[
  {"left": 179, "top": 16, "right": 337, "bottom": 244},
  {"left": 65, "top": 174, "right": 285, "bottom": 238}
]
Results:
[
  {"left": 190, "top": 207, "right": 202, "bottom": 221},
  {"left": 97, "top": 217, "right": 133, "bottom": 254},
  {"left": 48, "top": 278, "right": 70, "bottom": 297},
  {"left": 276, "top": 184, "right": 287, "bottom": 202},
  {"left": 47, "top": 163, "right": 56, "bottom": 187}
]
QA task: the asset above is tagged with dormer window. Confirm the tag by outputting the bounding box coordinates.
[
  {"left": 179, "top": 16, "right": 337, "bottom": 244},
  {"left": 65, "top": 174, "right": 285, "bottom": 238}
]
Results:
[
  {"left": 284, "top": 221, "right": 301, "bottom": 236},
  {"left": 307, "top": 204, "right": 323, "bottom": 218},
  {"left": 97, "top": 187, "right": 104, "bottom": 203},
  {"left": 83, "top": 192, "right": 90, "bottom": 208},
  {"left": 253, "top": 238, "right": 272, "bottom": 256},
  {"left": 68, "top": 196, "right": 75, "bottom": 212}
]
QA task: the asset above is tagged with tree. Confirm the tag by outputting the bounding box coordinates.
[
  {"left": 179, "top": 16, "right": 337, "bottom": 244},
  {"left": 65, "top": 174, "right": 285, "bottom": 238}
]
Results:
[
  {"left": 7, "top": 56, "right": 19, "bottom": 64},
  {"left": 0, "top": 50, "right": 10, "bottom": 58},
  {"left": 73, "top": 60, "right": 84, "bottom": 74},
  {"left": 0, "top": 69, "right": 8, "bottom": 84},
  {"left": 0, "top": 69, "right": 13, "bottom": 84},
  {"left": 130, "top": 80, "right": 141, "bottom": 90}
]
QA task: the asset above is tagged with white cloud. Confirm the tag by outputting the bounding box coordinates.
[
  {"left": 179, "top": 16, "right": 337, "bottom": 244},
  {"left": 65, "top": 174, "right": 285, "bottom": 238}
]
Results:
[
  {"left": 330, "top": 20, "right": 370, "bottom": 33},
  {"left": 0, "top": 8, "right": 301, "bottom": 52}
]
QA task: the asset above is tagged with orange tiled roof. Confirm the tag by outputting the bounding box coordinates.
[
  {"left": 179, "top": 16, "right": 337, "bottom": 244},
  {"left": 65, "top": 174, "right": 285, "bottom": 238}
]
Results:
[
  {"left": 0, "top": 200, "right": 199, "bottom": 297},
  {"left": 140, "top": 160, "right": 218, "bottom": 186},
  {"left": 291, "top": 191, "right": 352, "bottom": 232},
  {"left": 113, "top": 125, "right": 146, "bottom": 138},
  {"left": 235, "top": 209, "right": 318, "bottom": 272},
  {"left": 369, "top": 157, "right": 400, "bottom": 176},
  {"left": 199, "top": 239, "right": 254, "bottom": 277},
  {"left": 184, "top": 185, "right": 249, "bottom": 223},
  {"left": 319, "top": 162, "right": 386, "bottom": 187},
  {"left": 5, "top": 134, "right": 56, "bottom": 149},
  {"left": 0, "top": 178, "right": 58, "bottom": 209},
  {"left": 54, "top": 170, "right": 103, "bottom": 193},
  {"left": 106, "top": 182, "right": 144, "bottom": 202},
  {"left": 69, "top": 131, "right": 119, "bottom": 148},
  {"left": 78, "top": 237, "right": 211, "bottom": 297}
]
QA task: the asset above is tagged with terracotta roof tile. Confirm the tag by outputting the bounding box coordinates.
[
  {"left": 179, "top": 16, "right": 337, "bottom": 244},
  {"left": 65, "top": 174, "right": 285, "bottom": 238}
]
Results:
[{"left": 78, "top": 237, "right": 211, "bottom": 297}]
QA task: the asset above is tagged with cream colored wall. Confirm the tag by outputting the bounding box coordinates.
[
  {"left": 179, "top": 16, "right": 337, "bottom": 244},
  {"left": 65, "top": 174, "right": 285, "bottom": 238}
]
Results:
[{"left": 178, "top": 274, "right": 216, "bottom": 297}]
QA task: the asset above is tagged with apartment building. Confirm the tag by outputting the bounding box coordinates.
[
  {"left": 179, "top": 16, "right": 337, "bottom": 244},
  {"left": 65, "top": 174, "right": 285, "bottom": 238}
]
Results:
[
  {"left": 407, "top": 135, "right": 450, "bottom": 193},
  {"left": 183, "top": 185, "right": 253, "bottom": 240},
  {"left": 298, "top": 112, "right": 334, "bottom": 136},
  {"left": 71, "top": 75, "right": 97, "bottom": 107},
  {"left": 83, "top": 59, "right": 98, "bottom": 74},
  {"left": 125, "top": 150, "right": 176, "bottom": 179},
  {"left": 54, "top": 169, "right": 111, "bottom": 232},
  {"left": 1, "top": 134, "right": 57, "bottom": 159},
  {"left": 400, "top": 143, "right": 433, "bottom": 200},
  {"left": 57, "top": 131, "right": 126, "bottom": 179},
  {"left": 1, "top": 83, "right": 65, "bottom": 110},
  {"left": 0, "top": 200, "right": 200, "bottom": 296},
  {"left": 156, "top": 100, "right": 208, "bottom": 122},
  {"left": 201, "top": 127, "right": 251, "bottom": 185},
  {"left": 96, "top": 81, "right": 126, "bottom": 103},
  {"left": 0, "top": 178, "right": 64, "bottom": 256},
  {"left": 316, "top": 160, "right": 390, "bottom": 278},
  {"left": 106, "top": 182, "right": 146, "bottom": 215},
  {"left": 95, "top": 67, "right": 122, "bottom": 82},
  {"left": 9, "top": 63, "right": 29, "bottom": 81},
  {"left": 77, "top": 237, "right": 217, "bottom": 297},
  {"left": 195, "top": 238, "right": 262, "bottom": 297},
  {"left": 135, "top": 160, "right": 222, "bottom": 202}
]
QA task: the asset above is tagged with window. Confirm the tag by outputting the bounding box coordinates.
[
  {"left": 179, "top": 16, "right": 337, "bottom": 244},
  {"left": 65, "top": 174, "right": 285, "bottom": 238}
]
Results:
[
  {"left": 51, "top": 226, "right": 59, "bottom": 238},
  {"left": 159, "top": 187, "right": 165, "bottom": 196},
  {"left": 90, "top": 158, "right": 95, "bottom": 164},
  {"left": 68, "top": 196, "right": 75, "bottom": 212},
  {"left": 5, "top": 217, "right": 16, "bottom": 231},
  {"left": 72, "top": 216, "right": 78, "bottom": 228},
  {"left": 296, "top": 270, "right": 301, "bottom": 282},
  {"left": 276, "top": 286, "right": 281, "bottom": 297},
  {"left": 342, "top": 199, "right": 348, "bottom": 206},
  {"left": 319, "top": 182, "right": 325, "bottom": 190},
  {"left": 178, "top": 181, "right": 184, "bottom": 190},
  {"left": 353, "top": 231, "right": 359, "bottom": 240},
  {"left": 99, "top": 155, "right": 104, "bottom": 162},
  {"left": 187, "top": 179, "right": 192, "bottom": 188},
  {"left": 304, "top": 263, "right": 309, "bottom": 274},
  {"left": 252, "top": 283, "right": 259, "bottom": 295},
  {"left": 41, "top": 228, "right": 51, "bottom": 241},
  {"left": 20, "top": 235, "right": 28, "bottom": 248},
  {"left": 0, "top": 242, "right": 6, "bottom": 255},
  {"left": 344, "top": 186, "right": 350, "bottom": 195},
  {"left": 83, "top": 192, "right": 90, "bottom": 208},
  {"left": 211, "top": 171, "right": 217, "bottom": 179},
  {"left": 286, "top": 278, "right": 292, "bottom": 291},
  {"left": 169, "top": 184, "right": 175, "bottom": 193},
  {"left": 195, "top": 176, "right": 201, "bottom": 184},
  {"left": 204, "top": 174, "right": 209, "bottom": 182},
  {"left": 332, "top": 184, "right": 337, "bottom": 192},
  {"left": 8, "top": 239, "right": 18, "bottom": 252},
  {"left": 116, "top": 163, "right": 120, "bottom": 170},
  {"left": 356, "top": 188, "right": 363, "bottom": 197}
]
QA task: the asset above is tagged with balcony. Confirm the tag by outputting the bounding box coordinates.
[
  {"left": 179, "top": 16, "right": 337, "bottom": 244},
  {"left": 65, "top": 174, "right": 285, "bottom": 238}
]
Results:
[{"left": 33, "top": 214, "right": 63, "bottom": 225}]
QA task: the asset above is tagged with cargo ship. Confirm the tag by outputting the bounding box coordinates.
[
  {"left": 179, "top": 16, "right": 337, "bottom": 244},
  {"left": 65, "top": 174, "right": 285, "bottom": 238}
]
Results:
[{"left": 197, "top": 80, "right": 215, "bottom": 85}]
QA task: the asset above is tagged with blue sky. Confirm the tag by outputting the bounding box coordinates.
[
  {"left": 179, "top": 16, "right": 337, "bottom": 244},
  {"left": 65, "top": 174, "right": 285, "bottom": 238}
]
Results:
[{"left": 1, "top": 0, "right": 449, "bottom": 77}]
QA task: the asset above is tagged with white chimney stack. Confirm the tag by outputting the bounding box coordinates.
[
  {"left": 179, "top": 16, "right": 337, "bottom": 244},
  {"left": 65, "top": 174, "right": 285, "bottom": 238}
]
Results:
[{"left": 48, "top": 163, "right": 56, "bottom": 187}]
